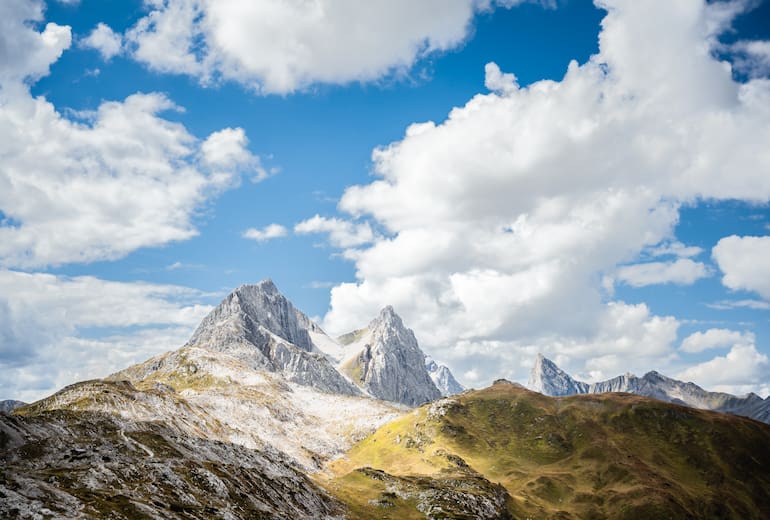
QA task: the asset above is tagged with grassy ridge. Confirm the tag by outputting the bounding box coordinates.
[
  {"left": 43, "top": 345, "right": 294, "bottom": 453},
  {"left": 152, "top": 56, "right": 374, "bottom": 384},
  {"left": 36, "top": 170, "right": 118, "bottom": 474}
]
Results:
[{"left": 322, "top": 382, "right": 770, "bottom": 519}]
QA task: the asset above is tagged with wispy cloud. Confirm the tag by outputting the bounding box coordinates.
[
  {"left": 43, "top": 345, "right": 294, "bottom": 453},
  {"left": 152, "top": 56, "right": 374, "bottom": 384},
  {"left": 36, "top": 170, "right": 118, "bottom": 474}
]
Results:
[
  {"left": 306, "top": 281, "right": 334, "bottom": 289},
  {"left": 707, "top": 299, "right": 770, "bottom": 311}
]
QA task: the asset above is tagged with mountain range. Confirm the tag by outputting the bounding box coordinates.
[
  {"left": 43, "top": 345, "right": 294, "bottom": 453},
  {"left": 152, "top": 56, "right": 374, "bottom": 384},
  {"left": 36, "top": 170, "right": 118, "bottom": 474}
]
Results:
[
  {"left": 2, "top": 281, "right": 769, "bottom": 518},
  {"left": 181, "top": 279, "right": 460, "bottom": 405},
  {"left": 529, "top": 353, "right": 770, "bottom": 423}
]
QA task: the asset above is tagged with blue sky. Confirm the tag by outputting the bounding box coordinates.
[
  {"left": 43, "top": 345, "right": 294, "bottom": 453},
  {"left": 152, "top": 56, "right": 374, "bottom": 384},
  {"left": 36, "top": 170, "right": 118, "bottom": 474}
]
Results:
[{"left": 1, "top": 0, "right": 770, "bottom": 401}]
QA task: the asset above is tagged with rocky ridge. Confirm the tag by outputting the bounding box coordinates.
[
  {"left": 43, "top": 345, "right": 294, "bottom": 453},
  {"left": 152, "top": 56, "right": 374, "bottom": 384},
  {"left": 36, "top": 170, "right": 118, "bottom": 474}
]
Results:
[
  {"left": 107, "top": 346, "right": 406, "bottom": 470},
  {"left": 529, "top": 353, "right": 770, "bottom": 423}
]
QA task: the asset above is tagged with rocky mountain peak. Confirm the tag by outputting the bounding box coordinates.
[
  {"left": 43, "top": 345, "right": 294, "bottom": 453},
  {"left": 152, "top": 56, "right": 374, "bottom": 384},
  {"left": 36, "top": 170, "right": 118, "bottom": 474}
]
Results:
[
  {"left": 340, "top": 307, "right": 442, "bottom": 406},
  {"left": 185, "top": 280, "right": 359, "bottom": 395},
  {"left": 221, "top": 280, "right": 319, "bottom": 352},
  {"left": 425, "top": 356, "right": 465, "bottom": 397},
  {"left": 528, "top": 354, "right": 588, "bottom": 396},
  {"left": 369, "top": 305, "right": 406, "bottom": 334},
  {"left": 253, "top": 277, "right": 277, "bottom": 292},
  {"left": 0, "top": 400, "right": 26, "bottom": 413}
]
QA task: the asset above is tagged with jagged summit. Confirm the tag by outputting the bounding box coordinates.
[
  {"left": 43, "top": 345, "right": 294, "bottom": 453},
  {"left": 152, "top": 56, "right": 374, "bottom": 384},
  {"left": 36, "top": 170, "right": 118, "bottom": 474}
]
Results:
[
  {"left": 375, "top": 305, "right": 399, "bottom": 323},
  {"left": 339, "top": 306, "right": 443, "bottom": 406},
  {"left": 191, "top": 279, "right": 321, "bottom": 353},
  {"left": 186, "top": 279, "right": 359, "bottom": 395},
  {"left": 528, "top": 353, "right": 587, "bottom": 396},
  {"left": 184, "top": 282, "right": 459, "bottom": 405},
  {"left": 425, "top": 355, "right": 465, "bottom": 397},
  {"left": 529, "top": 353, "right": 770, "bottom": 423}
]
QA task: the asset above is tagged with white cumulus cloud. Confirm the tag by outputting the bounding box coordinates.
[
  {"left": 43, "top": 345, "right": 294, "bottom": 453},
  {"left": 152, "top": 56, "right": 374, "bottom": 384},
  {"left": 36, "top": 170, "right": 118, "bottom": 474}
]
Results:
[
  {"left": 676, "top": 343, "right": 769, "bottom": 395},
  {"left": 201, "top": 127, "right": 267, "bottom": 182},
  {"left": 316, "top": 0, "right": 770, "bottom": 392},
  {"left": 646, "top": 241, "right": 703, "bottom": 258},
  {"left": 242, "top": 224, "right": 288, "bottom": 242},
  {"left": 124, "top": 0, "right": 538, "bottom": 94},
  {"left": 295, "top": 215, "right": 375, "bottom": 248},
  {"left": 81, "top": 22, "right": 123, "bottom": 60},
  {"left": 680, "top": 328, "right": 754, "bottom": 353},
  {"left": 0, "top": 270, "right": 213, "bottom": 402},
  {"left": 0, "top": 0, "right": 70, "bottom": 86},
  {"left": 0, "top": 2, "right": 263, "bottom": 269},
  {"left": 713, "top": 235, "right": 770, "bottom": 299}
]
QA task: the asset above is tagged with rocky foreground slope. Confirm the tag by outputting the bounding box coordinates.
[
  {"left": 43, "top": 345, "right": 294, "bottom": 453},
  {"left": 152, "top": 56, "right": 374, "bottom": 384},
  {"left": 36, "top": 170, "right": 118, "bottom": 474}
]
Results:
[
  {"left": 1, "top": 407, "right": 343, "bottom": 519},
  {"left": 529, "top": 353, "right": 770, "bottom": 423},
  {"left": 322, "top": 381, "right": 770, "bottom": 519}
]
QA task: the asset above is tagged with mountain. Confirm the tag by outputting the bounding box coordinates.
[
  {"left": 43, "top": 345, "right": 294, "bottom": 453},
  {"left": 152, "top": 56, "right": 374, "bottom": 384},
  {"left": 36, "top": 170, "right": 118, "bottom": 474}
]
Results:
[
  {"left": 186, "top": 279, "right": 359, "bottom": 395},
  {"left": 528, "top": 353, "right": 589, "bottom": 396},
  {"left": 425, "top": 355, "right": 464, "bottom": 396},
  {"left": 189, "top": 280, "right": 455, "bottom": 407},
  {"left": 8, "top": 281, "right": 455, "bottom": 471},
  {"left": 0, "top": 399, "right": 25, "bottom": 413},
  {"left": 337, "top": 306, "right": 443, "bottom": 406},
  {"left": 12, "top": 281, "right": 410, "bottom": 471},
  {"left": 529, "top": 353, "right": 770, "bottom": 423},
  {"left": 322, "top": 381, "right": 770, "bottom": 519}
]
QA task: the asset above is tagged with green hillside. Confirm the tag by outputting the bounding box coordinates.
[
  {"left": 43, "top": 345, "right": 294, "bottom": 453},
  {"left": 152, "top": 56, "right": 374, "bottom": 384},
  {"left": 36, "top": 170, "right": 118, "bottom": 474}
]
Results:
[{"left": 322, "top": 381, "right": 770, "bottom": 519}]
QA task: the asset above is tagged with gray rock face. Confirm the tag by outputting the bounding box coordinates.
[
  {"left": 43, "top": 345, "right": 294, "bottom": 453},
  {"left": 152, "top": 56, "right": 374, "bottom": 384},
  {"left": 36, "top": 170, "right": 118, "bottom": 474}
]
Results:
[
  {"left": 340, "top": 306, "right": 442, "bottom": 406},
  {"left": 0, "top": 410, "right": 343, "bottom": 519},
  {"left": 425, "top": 356, "right": 464, "bottom": 396},
  {"left": 739, "top": 396, "right": 770, "bottom": 423},
  {"left": 587, "top": 373, "right": 638, "bottom": 394},
  {"left": 529, "top": 354, "right": 770, "bottom": 424},
  {"left": 0, "top": 399, "right": 25, "bottom": 413},
  {"left": 187, "top": 280, "right": 359, "bottom": 395},
  {"left": 527, "top": 354, "right": 588, "bottom": 396}
]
